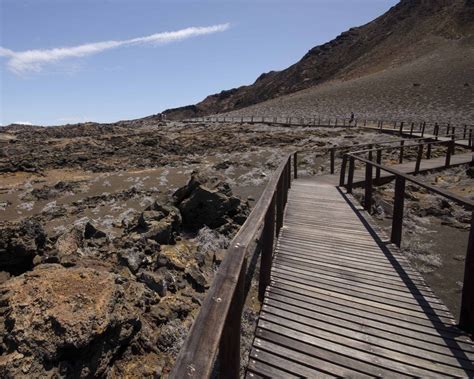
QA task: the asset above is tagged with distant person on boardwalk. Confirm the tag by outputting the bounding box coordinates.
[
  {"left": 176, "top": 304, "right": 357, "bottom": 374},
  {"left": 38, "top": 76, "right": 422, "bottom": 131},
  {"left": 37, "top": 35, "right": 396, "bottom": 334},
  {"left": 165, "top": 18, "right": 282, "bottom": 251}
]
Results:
[{"left": 349, "top": 112, "right": 355, "bottom": 124}]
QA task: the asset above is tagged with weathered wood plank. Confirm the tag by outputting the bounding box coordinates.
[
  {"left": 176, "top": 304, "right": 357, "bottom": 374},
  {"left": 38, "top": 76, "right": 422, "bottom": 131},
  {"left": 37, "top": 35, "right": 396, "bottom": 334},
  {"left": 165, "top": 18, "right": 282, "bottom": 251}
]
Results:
[
  {"left": 254, "top": 337, "right": 372, "bottom": 378},
  {"left": 264, "top": 293, "right": 474, "bottom": 352},
  {"left": 249, "top": 348, "right": 333, "bottom": 378},
  {"left": 261, "top": 303, "right": 474, "bottom": 369},
  {"left": 258, "top": 320, "right": 449, "bottom": 378}
]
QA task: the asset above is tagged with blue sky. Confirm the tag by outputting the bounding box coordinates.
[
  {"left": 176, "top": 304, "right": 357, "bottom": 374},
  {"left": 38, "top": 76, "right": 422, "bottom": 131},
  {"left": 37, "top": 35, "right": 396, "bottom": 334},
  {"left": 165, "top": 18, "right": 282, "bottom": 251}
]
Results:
[{"left": 0, "top": 0, "right": 398, "bottom": 126}]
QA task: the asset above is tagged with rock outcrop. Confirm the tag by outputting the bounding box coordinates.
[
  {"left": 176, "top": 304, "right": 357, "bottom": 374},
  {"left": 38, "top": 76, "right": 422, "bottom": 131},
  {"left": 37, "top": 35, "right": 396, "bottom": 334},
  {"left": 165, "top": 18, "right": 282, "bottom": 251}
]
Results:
[
  {"left": 0, "top": 219, "right": 46, "bottom": 275},
  {"left": 0, "top": 265, "right": 141, "bottom": 378},
  {"left": 173, "top": 174, "right": 250, "bottom": 233}
]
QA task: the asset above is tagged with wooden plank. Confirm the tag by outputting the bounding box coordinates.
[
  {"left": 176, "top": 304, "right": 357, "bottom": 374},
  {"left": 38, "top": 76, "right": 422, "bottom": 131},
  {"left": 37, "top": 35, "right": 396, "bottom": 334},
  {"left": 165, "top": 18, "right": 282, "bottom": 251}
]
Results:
[
  {"left": 264, "top": 292, "right": 474, "bottom": 352},
  {"left": 270, "top": 281, "right": 456, "bottom": 324},
  {"left": 274, "top": 254, "right": 426, "bottom": 287},
  {"left": 272, "top": 260, "right": 436, "bottom": 296},
  {"left": 272, "top": 257, "right": 434, "bottom": 291},
  {"left": 258, "top": 320, "right": 449, "bottom": 378},
  {"left": 261, "top": 302, "right": 474, "bottom": 369},
  {"left": 275, "top": 243, "right": 430, "bottom": 278},
  {"left": 271, "top": 265, "right": 442, "bottom": 307},
  {"left": 249, "top": 348, "right": 334, "bottom": 378},
  {"left": 270, "top": 275, "right": 453, "bottom": 320},
  {"left": 254, "top": 335, "right": 375, "bottom": 378},
  {"left": 246, "top": 354, "right": 300, "bottom": 379},
  {"left": 266, "top": 286, "right": 474, "bottom": 347},
  {"left": 274, "top": 253, "right": 428, "bottom": 284}
]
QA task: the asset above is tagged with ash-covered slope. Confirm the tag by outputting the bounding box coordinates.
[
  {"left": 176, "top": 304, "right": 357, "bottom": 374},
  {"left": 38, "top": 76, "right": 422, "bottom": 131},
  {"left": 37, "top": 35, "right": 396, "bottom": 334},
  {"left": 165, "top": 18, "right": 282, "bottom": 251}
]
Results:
[{"left": 163, "top": 0, "right": 474, "bottom": 120}]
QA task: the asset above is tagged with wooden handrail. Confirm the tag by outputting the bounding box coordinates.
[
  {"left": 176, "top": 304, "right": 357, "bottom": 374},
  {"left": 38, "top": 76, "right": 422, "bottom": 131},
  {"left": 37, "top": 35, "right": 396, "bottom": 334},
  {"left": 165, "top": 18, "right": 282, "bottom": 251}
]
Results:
[
  {"left": 170, "top": 152, "right": 296, "bottom": 378},
  {"left": 183, "top": 115, "right": 474, "bottom": 132},
  {"left": 343, "top": 153, "right": 474, "bottom": 209}
]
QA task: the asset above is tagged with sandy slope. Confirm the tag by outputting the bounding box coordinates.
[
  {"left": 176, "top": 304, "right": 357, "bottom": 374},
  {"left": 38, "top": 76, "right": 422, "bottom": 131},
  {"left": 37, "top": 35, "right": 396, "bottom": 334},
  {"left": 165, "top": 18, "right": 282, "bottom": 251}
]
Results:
[{"left": 224, "top": 39, "right": 474, "bottom": 124}]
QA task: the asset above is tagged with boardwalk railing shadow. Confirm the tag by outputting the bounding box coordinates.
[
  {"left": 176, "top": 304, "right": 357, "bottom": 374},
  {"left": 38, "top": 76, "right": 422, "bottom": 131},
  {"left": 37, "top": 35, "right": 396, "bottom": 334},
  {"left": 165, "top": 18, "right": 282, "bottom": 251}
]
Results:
[{"left": 339, "top": 187, "right": 474, "bottom": 372}]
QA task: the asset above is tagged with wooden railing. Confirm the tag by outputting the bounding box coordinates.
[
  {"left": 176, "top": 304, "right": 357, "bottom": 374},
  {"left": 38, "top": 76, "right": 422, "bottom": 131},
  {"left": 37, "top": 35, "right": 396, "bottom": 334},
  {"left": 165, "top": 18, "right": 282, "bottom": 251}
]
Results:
[
  {"left": 185, "top": 115, "right": 358, "bottom": 127},
  {"left": 339, "top": 140, "right": 474, "bottom": 333},
  {"left": 327, "top": 135, "right": 436, "bottom": 174},
  {"left": 170, "top": 152, "right": 297, "bottom": 378},
  {"left": 184, "top": 115, "right": 473, "bottom": 136},
  {"left": 376, "top": 121, "right": 474, "bottom": 147}
]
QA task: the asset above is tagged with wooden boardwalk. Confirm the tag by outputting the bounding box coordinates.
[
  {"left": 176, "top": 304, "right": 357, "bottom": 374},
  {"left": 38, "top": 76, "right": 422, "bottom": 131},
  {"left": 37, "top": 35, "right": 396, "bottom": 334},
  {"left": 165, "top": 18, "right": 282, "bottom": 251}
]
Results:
[
  {"left": 247, "top": 179, "right": 474, "bottom": 378},
  {"left": 350, "top": 152, "right": 472, "bottom": 185},
  {"left": 363, "top": 125, "right": 472, "bottom": 148}
]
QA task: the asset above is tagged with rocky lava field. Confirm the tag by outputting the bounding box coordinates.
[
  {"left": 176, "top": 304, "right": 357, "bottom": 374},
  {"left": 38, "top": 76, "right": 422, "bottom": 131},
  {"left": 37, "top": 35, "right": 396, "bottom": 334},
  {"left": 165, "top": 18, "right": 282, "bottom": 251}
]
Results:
[{"left": 1, "top": 121, "right": 395, "bottom": 377}]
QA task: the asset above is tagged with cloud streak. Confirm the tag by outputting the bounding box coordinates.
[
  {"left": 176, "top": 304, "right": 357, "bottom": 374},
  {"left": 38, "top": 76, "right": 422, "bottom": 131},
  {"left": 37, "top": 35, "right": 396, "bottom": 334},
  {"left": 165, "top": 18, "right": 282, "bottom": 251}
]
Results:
[{"left": 0, "top": 23, "right": 230, "bottom": 74}]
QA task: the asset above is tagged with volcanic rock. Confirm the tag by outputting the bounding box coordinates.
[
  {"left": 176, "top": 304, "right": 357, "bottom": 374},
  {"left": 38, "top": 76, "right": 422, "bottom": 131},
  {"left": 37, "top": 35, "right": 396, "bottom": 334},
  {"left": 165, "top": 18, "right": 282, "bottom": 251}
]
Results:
[
  {"left": 0, "top": 219, "right": 46, "bottom": 274},
  {"left": 173, "top": 174, "right": 249, "bottom": 231},
  {"left": 129, "top": 202, "right": 181, "bottom": 245},
  {"left": 0, "top": 264, "right": 141, "bottom": 378}
]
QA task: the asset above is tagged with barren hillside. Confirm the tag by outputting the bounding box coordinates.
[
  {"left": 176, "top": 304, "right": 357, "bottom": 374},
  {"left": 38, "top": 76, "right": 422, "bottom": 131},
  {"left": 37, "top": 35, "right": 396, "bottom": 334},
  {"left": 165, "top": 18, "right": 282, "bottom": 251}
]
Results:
[{"left": 163, "top": 0, "right": 474, "bottom": 122}]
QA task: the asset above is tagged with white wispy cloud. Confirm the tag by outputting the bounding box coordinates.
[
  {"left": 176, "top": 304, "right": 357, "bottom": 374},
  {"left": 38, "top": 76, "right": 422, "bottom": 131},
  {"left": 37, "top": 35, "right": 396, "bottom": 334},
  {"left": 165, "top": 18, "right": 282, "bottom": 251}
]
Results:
[{"left": 0, "top": 23, "right": 230, "bottom": 74}]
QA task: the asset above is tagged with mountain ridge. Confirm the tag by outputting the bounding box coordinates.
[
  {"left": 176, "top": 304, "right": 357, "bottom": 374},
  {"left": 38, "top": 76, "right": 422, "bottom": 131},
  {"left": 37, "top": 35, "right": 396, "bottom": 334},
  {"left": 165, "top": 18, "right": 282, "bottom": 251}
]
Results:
[{"left": 163, "top": 0, "right": 474, "bottom": 120}]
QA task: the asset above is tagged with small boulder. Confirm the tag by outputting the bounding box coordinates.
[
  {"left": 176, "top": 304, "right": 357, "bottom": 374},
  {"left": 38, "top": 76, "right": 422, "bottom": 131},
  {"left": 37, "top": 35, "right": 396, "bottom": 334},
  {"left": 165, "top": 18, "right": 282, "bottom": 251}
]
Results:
[
  {"left": 137, "top": 270, "right": 167, "bottom": 297},
  {"left": 84, "top": 221, "right": 107, "bottom": 239},
  {"left": 173, "top": 174, "right": 249, "bottom": 230},
  {"left": 0, "top": 219, "right": 46, "bottom": 274}
]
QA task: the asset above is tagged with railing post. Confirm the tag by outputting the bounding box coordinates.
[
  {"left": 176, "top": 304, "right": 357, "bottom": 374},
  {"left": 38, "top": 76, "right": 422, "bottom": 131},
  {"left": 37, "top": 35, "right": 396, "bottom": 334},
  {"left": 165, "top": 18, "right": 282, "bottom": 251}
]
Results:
[
  {"left": 376, "top": 150, "right": 382, "bottom": 183},
  {"left": 276, "top": 176, "right": 284, "bottom": 235},
  {"left": 286, "top": 158, "right": 291, "bottom": 191},
  {"left": 347, "top": 156, "right": 355, "bottom": 194},
  {"left": 421, "top": 122, "right": 426, "bottom": 137},
  {"left": 434, "top": 123, "right": 439, "bottom": 140},
  {"left": 399, "top": 140, "right": 405, "bottom": 164},
  {"left": 414, "top": 144, "right": 423, "bottom": 174},
  {"left": 219, "top": 256, "right": 246, "bottom": 378},
  {"left": 463, "top": 125, "right": 467, "bottom": 140},
  {"left": 364, "top": 162, "right": 373, "bottom": 212},
  {"left": 391, "top": 176, "right": 406, "bottom": 247},
  {"left": 258, "top": 196, "right": 275, "bottom": 302},
  {"left": 293, "top": 152, "right": 298, "bottom": 179},
  {"left": 339, "top": 154, "right": 347, "bottom": 186},
  {"left": 399, "top": 122, "right": 404, "bottom": 136},
  {"left": 426, "top": 142, "right": 432, "bottom": 159},
  {"left": 283, "top": 163, "right": 289, "bottom": 206},
  {"left": 410, "top": 122, "right": 414, "bottom": 137},
  {"left": 445, "top": 141, "right": 453, "bottom": 167},
  {"left": 459, "top": 212, "right": 474, "bottom": 333},
  {"left": 330, "top": 148, "right": 335, "bottom": 174}
]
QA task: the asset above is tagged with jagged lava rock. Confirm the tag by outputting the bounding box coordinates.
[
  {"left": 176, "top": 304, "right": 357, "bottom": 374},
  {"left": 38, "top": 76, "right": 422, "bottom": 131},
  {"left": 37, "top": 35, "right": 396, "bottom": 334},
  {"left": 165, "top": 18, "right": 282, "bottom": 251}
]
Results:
[
  {"left": 173, "top": 174, "right": 249, "bottom": 230},
  {"left": 0, "top": 264, "right": 141, "bottom": 378},
  {"left": 0, "top": 219, "right": 46, "bottom": 274}
]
